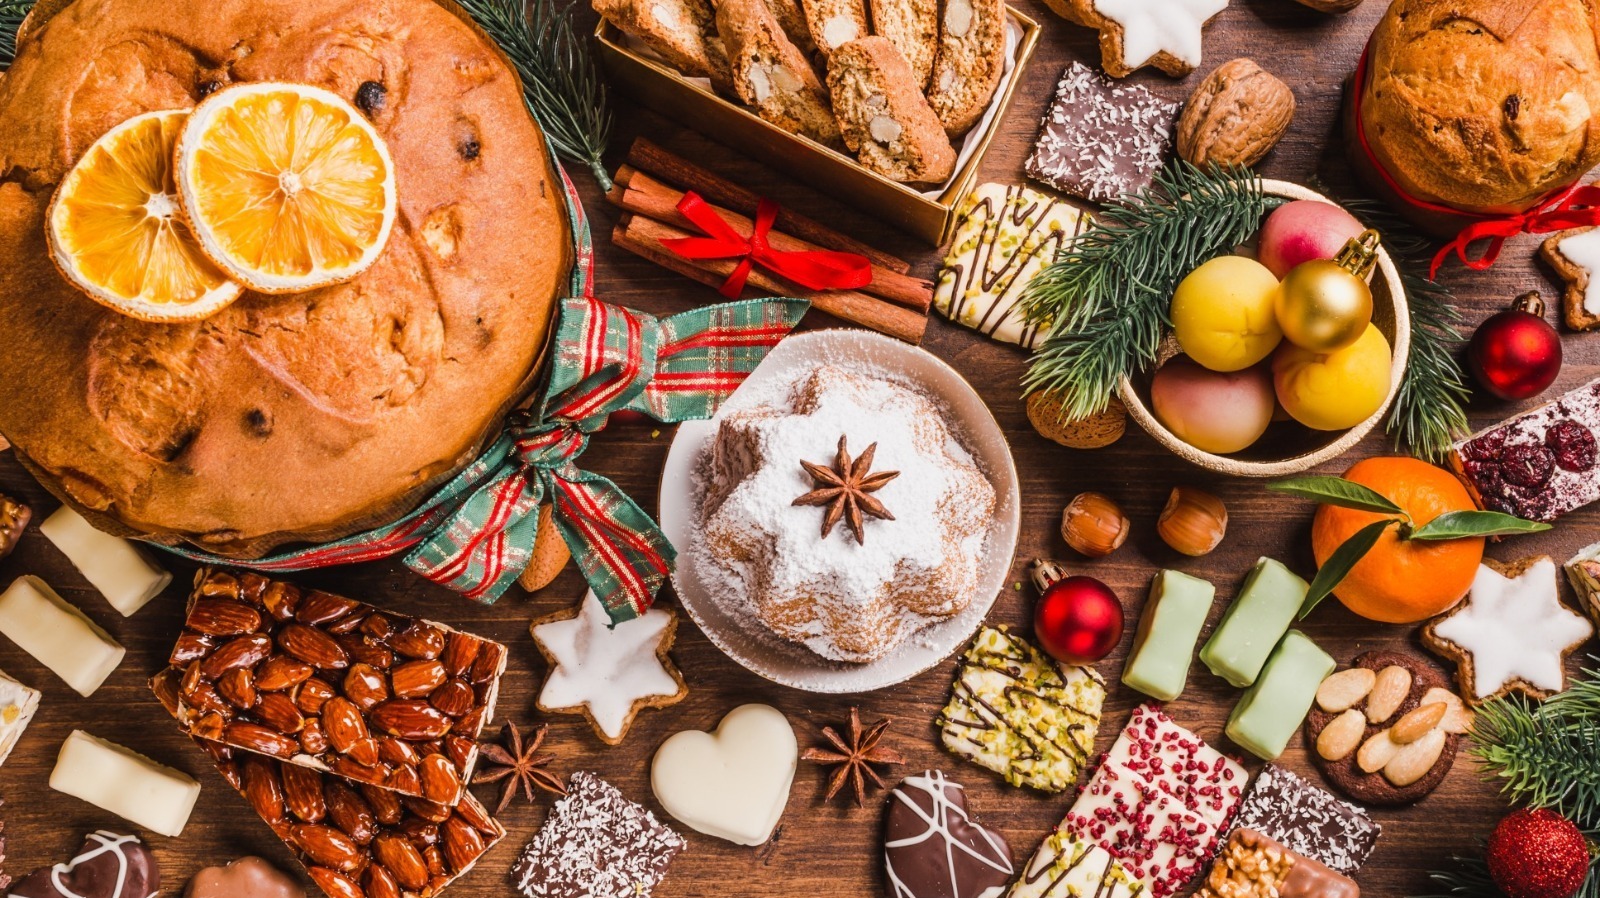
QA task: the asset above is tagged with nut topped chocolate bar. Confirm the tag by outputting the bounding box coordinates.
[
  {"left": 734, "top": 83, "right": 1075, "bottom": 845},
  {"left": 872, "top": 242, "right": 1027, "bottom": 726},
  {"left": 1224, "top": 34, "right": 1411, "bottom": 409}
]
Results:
[
  {"left": 1450, "top": 378, "right": 1600, "bottom": 522},
  {"left": 167, "top": 569, "right": 506, "bottom": 805}
]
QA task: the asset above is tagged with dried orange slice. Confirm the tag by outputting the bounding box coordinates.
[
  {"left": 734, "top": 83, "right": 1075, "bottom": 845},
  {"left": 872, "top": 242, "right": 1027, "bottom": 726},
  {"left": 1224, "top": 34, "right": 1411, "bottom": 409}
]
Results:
[
  {"left": 174, "top": 82, "right": 397, "bottom": 294},
  {"left": 47, "top": 110, "right": 243, "bottom": 321}
]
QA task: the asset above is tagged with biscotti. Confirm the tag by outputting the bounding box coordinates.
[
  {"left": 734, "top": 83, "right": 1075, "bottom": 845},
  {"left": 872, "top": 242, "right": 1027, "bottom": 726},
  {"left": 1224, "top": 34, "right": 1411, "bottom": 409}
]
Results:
[
  {"left": 870, "top": 0, "right": 938, "bottom": 86},
  {"left": 925, "top": 0, "right": 1006, "bottom": 134},
  {"left": 764, "top": 0, "right": 817, "bottom": 53},
  {"left": 720, "top": 0, "right": 844, "bottom": 146},
  {"left": 826, "top": 37, "right": 956, "bottom": 183},
  {"left": 595, "top": 0, "right": 732, "bottom": 91},
  {"left": 799, "top": 0, "right": 868, "bottom": 55}
]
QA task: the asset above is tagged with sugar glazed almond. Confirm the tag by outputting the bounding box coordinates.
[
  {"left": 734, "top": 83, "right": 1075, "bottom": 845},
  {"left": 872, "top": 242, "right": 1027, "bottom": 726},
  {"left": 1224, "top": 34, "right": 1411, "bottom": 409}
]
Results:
[
  {"left": 167, "top": 569, "right": 507, "bottom": 804},
  {"left": 156, "top": 682, "right": 507, "bottom": 898},
  {"left": 1177, "top": 58, "right": 1296, "bottom": 168}
]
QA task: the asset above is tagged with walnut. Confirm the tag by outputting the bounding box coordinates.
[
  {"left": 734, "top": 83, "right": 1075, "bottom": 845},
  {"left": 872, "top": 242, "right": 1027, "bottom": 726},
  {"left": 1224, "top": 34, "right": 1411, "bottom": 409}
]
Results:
[
  {"left": 1177, "top": 59, "right": 1296, "bottom": 168},
  {"left": 1026, "top": 392, "right": 1126, "bottom": 450}
]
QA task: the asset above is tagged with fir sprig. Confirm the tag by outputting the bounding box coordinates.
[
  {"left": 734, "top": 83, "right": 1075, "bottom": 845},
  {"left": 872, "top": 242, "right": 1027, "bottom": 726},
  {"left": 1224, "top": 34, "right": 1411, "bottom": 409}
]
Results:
[
  {"left": 1325, "top": 195, "right": 1471, "bottom": 462},
  {"left": 1019, "top": 162, "right": 1273, "bottom": 421},
  {"left": 456, "top": 0, "right": 614, "bottom": 190},
  {"left": 1411, "top": 850, "right": 1600, "bottom": 898},
  {"left": 1472, "top": 661, "right": 1600, "bottom": 833},
  {"left": 0, "top": 0, "right": 34, "bottom": 69}
]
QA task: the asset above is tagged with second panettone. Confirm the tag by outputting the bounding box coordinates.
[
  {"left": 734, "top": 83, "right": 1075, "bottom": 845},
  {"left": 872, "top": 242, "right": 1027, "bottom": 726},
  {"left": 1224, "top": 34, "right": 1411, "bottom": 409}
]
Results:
[
  {"left": 0, "top": 0, "right": 571, "bottom": 556},
  {"left": 1354, "top": 0, "right": 1600, "bottom": 217}
]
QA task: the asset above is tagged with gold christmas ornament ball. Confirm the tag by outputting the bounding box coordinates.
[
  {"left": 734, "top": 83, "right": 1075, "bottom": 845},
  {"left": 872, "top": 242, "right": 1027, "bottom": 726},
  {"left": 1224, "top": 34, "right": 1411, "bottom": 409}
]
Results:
[{"left": 1273, "top": 230, "right": 1381, "bottom": 352}]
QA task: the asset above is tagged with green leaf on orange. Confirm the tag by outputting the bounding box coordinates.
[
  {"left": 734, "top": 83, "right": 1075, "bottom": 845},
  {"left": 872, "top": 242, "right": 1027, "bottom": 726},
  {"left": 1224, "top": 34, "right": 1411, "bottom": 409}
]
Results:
[
  {"left": 1409, "top": 510, "right": 1552, "bottom": 541},
  {"left": 1299, "top": 518, "right": 1396, "bottom": 620},
  {"left": 1268, "top": 475, "right": 1405, "bottom": 516}
]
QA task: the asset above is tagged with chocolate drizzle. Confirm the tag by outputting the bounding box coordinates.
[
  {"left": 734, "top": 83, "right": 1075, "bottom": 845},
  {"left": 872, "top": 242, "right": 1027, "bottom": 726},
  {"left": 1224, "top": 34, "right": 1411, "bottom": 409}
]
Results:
[{"left": 10, "top": 832, "right": 159, "bottom": 898}]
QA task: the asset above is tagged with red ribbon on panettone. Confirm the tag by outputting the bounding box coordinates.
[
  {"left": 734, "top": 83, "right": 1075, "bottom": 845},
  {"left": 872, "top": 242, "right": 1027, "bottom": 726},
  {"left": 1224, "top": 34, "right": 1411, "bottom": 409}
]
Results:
[
  {"left": 660, "top": 191, "right": 873, "bottom": 299},
  {"left": 1351, "top": 49, "right": 1600, "bottom": 280}
]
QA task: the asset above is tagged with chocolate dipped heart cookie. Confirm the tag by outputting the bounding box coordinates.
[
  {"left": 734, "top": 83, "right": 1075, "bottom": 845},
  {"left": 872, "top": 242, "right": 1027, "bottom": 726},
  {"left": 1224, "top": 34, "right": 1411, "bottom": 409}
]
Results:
[
  {"left": 884, "top": 771, "right": 1012, "bottom": 898},
  {"left": 10, "top": 832, "right": 159, "bottom": 898},
  {"left": 1303, "top": 650, "right": 1472, "bottom": 806}
]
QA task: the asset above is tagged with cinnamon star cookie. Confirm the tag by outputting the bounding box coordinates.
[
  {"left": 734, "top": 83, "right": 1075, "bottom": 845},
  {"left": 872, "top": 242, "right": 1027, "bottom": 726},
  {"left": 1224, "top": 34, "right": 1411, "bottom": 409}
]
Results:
[
  {"left": 531, "top": 590, "right": 687, "bottom": 745},
  {"left": 1541, "top": 227, "right": 1600, "bottom": 331},
  {"left": 1042, "top": 0, "right": 1228, "bottom": 77}
]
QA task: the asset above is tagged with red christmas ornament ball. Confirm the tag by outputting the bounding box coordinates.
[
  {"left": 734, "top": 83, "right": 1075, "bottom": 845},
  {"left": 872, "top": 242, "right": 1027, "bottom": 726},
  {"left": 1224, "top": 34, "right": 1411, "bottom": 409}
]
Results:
[
  {"left": 1469, "top": 293, "right": 1563, "bottom": 401},
  {"left": 1485, "top": 808, "right": 1591, "bottom": 898},
  {"left": 1034, "top": 576, "right": 1124, "bottom": 665}
]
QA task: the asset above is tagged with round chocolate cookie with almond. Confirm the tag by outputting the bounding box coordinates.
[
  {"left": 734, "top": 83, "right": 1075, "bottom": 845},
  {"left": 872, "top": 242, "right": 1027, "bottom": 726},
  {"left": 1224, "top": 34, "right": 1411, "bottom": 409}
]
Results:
[{"left": 1303, "top": 650, "right": 1474, "bottom": 806}]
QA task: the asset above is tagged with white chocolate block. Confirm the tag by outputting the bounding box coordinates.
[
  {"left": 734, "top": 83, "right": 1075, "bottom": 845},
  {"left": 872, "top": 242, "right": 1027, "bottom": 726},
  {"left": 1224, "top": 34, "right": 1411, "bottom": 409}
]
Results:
[
  {"left": 49, "top": 730, "right": 200, "bottom": 837},
  {"left": 40, "top": 506, "right": 172, "bottom": 616},
  {"left": 0, "top": 576, "right": 125, "bottom": 696},
  {"left": 0, "top": 667, "right": 39, "bottom": 766}
]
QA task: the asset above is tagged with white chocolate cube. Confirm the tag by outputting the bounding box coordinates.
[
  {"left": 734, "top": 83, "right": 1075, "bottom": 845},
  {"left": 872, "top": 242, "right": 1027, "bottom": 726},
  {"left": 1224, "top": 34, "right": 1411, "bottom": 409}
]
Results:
[
  {"left": 0, "top": 668, "right": 39, "bottom": 766},
  {"left": 40, "top": 506, "right": 172, "bottom": 616},
  {"left": 0, "top": 576, "right": 125, "bottom": 696},
  {"left": 50, "top": 730, "right": 200, "bottom": 837}
]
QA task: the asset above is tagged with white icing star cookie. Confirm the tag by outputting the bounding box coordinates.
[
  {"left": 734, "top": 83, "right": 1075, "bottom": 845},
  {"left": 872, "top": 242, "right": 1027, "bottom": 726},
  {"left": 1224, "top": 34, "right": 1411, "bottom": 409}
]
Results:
[
  {"left": 1542, "top": 227, "right": 1600, "bottom": 331},
  {"left": 1043, "top": 0, "right": 1228, "bottom": 77},
  {"left": 1424, "top": 557, "right": 1594, "bottom": 705},
  {"left": 531, "top": 591, "right": 687, "bottom": 745}
]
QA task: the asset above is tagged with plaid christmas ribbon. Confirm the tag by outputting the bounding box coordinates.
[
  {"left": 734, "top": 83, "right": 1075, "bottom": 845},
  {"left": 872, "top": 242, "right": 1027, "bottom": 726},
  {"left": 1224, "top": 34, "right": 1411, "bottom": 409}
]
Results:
[{"left": 161, "top": 158, "right": 809, "bottom": 622}]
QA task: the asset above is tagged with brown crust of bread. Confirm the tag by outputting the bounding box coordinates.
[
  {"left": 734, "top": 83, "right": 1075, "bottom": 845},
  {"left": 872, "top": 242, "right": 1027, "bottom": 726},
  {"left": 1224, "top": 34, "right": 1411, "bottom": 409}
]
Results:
[
  {"left": 1423, "top": 555, "right": 1590, "bottom": 705},
  {"left": 1541, "top": 228, "right": 1600, "bottom": 332},
  {"left": 1360, "top": 0, "right": 1600, "bottom": 213},
  {"left": 529, "top": 598, "right": 688, "bottom": 746},
  {"left": 1303, "top": 650, "right": 1461, "bottom": 807},
  {"left": 0, "top": 0, "right": 569, "bottom": 557}
]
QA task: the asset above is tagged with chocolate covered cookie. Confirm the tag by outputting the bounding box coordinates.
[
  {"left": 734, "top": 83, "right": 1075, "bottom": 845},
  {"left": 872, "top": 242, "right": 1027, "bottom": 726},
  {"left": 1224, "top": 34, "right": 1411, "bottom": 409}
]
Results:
[
  {"left": 11, "top": 832, "right": 159, "bottom": 898},
  {"left": 885, "top": 771, "right": 1013, "bottom": 898},
  {"left": 186, "top": 858, "right": 303, "bottom": 898},
  {"left": 1303, "top": 650, "right": 1472, "bottom": 806}
]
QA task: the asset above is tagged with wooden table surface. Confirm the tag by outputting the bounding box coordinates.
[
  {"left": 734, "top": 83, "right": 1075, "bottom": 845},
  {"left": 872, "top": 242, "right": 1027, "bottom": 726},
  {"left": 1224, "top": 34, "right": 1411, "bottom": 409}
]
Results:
[{"left": 1, "top": 1, "right": 1594, "bottom": 896}]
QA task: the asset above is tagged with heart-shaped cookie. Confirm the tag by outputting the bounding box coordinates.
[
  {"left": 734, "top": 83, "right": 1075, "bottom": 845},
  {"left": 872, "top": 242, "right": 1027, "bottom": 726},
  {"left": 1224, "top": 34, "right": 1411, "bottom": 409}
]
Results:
[
  {"left": 10, "top": 832, "right": 159, "bottom": 898},
  {"left": 884, "top": 771, "right": 1012, "bottom": 898},
  {"left": 651, "top": 704, "right": 797, "bottom": 845}
]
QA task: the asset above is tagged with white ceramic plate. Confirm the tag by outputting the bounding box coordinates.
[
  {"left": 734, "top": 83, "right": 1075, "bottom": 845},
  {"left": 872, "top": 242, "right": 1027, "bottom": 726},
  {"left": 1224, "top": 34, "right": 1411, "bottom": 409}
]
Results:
[{"left": 658, "top": 329, "right": 1021, "bottom": 694}]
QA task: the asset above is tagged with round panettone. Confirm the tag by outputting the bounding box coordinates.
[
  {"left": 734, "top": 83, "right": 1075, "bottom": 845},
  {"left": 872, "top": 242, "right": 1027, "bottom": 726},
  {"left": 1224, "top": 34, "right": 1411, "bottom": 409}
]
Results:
[
  {"left": 1356, "top": 0, "right": 1600, "bottom": 216},
  {"left": 0, "top": 0, "right": 571, "bottom": 556}
]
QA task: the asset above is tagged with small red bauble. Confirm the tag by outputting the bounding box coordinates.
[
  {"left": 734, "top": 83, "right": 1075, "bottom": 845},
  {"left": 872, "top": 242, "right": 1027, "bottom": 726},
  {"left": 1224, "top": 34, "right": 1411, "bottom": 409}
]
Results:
[
  {"left": 1033, "top": 574, "right": 1124, "bottom": 665},
  {"left": 1469, "top": 292, "right": 1563, "bottom": 401},
  {"left": 1485, "top": 808, "right": 1591, "bottom": 898}
]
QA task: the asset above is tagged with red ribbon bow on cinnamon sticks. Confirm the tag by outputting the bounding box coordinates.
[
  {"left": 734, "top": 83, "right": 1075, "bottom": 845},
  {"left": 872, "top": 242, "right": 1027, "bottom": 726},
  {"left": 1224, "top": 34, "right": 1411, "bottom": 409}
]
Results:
[{"left": 661, "top": 191, "right": 873, "bottom": 299}]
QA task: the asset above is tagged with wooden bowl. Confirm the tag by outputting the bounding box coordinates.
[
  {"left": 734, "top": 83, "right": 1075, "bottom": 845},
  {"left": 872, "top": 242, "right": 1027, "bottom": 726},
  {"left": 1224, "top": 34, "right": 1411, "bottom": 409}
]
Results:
[{"left": 1119, "top": 180, "right": 1411, "bottom": 477}]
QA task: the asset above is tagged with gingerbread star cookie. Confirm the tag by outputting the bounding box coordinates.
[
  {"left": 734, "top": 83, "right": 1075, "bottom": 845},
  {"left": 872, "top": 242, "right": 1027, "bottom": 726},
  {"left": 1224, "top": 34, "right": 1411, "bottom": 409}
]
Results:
[
  {"left": 1043, "top": 0, "right": 1229, "bottom": 77},
  {"left": 1424, "top": 557, "right": 1594, "bottom": 705},
  {"left": 531, "top": 590, "right": 688, "bottom": 745},
  {"left": 1541, "top": 227, "right": 1600, "bottom": 331}
]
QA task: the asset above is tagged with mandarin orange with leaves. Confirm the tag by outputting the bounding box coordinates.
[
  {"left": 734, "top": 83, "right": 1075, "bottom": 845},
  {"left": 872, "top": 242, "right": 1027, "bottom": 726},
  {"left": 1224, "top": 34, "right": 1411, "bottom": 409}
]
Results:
[{"left": 1310, "top": 457, "right": 1482, "bottom": 624}]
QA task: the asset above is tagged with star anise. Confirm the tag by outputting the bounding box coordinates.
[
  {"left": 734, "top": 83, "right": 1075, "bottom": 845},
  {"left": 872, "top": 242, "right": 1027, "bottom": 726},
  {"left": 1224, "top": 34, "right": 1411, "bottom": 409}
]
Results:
[
  {"left": 472, "top": 722, "right": 565, "bottom": 813},
  {"left": 793, "top": 435, "right": 898, "bottom": 544},
  {"left": 801, "top": 707, "right": 906, "bottom": 805}
]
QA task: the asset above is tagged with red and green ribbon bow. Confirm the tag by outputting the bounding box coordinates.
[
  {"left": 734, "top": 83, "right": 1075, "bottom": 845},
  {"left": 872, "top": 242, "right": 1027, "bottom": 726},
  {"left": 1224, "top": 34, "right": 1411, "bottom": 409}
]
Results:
[
  {"left": 159, "top": 164, "right": 809, "bottom": 624},
  {"left": 661, "top": 191, "right": 872, "bottom": 299}
]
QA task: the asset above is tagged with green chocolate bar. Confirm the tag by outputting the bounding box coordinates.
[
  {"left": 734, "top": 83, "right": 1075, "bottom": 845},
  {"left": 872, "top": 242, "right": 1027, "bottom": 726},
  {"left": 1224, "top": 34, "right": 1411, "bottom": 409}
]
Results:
[
  {"left": 1200, "top": 558, "right": 1308, "bottom": 688},
  {"left": 1122, "top": 570, "right": 1215, "bottom": 702},
  {"left": 1225, "top": 630, "right": 1335, "bottom": 760}
]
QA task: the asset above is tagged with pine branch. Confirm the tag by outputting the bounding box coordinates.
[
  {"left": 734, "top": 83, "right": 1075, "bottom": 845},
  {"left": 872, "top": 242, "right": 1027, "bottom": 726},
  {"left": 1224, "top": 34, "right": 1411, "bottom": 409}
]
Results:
[
  {"left": 457, "top": 0, "right": 614, "bottom": 190},
  {"left": 1472, "top": 661, "right": 1600, "bottom": 833},
  {"left": 0, "top": 0, "right": 34, "bottom": 69},
  {"left": 1321, "top": 195, "right": 1471, "bottom": 462},
  {"left": 1019, "top": 163, "right": 1273, "bottom": 421},
  {"left": 1409, "top": 855, "right": 1506, "bottom": 898}
]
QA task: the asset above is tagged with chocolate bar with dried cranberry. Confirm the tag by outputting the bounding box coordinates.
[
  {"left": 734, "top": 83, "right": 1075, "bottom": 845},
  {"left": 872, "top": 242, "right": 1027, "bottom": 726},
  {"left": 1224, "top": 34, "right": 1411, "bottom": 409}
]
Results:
[
  {"left": 1450, "top": 378, "right": 1600, "bottom": 522},
  {"left": 156, "top": 666, "right": 504, "bottom": 898},
  {"left": 166, "top": 568, "right": 506, "bottom": 805}
]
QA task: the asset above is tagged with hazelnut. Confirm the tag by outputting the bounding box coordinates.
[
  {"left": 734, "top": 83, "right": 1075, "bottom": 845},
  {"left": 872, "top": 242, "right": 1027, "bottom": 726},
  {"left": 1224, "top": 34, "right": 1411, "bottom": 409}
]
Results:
[
  {"left": 1156, "top": 487, "right": 1227, "bottom": 556},
  {"left": 1061, "top": 492, "right": 1129, "bottom": 558}
]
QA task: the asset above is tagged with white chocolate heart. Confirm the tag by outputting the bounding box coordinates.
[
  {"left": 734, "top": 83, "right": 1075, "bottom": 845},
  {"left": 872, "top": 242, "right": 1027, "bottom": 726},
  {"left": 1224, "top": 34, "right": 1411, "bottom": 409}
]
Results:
[{"left": 650, "top": 704, "right": 797, "bottom": 845}]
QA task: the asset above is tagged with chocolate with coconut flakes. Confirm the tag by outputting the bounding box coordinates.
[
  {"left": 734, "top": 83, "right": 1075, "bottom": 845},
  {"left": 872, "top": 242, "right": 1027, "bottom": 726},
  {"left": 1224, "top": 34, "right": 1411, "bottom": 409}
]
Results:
[{"left": 1025, "top": 62, "right": 1178, "bottom": 205}]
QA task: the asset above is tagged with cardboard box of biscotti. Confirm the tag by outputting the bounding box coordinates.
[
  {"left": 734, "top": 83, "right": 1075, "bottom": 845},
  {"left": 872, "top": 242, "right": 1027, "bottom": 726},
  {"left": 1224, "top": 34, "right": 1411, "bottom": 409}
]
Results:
[{"left": 596, "top": 7, "right": 1039, "bottom": 245}]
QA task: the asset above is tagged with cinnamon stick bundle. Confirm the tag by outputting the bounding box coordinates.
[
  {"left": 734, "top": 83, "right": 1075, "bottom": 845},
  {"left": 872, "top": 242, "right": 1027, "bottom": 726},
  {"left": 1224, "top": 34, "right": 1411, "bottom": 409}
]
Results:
[
  {"left": 614, "top": 213, "right": 928, "bottom": 345},
  {"left": 625, "top": 138, "right": 911, "bottom": 274},
  {"left": 609, "top": 167, "right": 932, "bottom": 313}
]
